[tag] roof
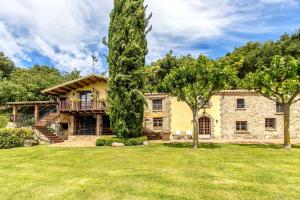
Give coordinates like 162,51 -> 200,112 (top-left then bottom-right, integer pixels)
42,74 -> 107,96
0,100 -> 56,106
217,90 -> 259,96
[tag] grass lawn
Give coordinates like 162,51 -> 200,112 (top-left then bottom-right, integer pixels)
1,143 -> 300,200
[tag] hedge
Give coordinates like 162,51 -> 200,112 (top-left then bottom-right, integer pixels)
0,128 -> 35,149
96,136 -> 147,146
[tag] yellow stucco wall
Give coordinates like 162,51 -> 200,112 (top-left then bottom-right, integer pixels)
170,95 -> 222,139
65,81 -> 107,100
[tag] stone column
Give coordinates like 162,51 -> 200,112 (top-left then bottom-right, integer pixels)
12,105 -> 18,123
96,115 -> 103,136
69,115 -> 76,135
34,104 -> 40,125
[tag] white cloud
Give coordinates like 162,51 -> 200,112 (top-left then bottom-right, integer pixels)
0,0 -> 113,74
0,0 -> 298,73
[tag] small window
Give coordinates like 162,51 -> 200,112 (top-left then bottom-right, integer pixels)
152,99 -> 162,111
236,121 -> 247,131
265,118 -> 276,129
237,99 -> 245,109
153,118 -> 163,129
276,102 -> 283,113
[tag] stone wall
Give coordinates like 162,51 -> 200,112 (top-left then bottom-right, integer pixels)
144,94 -> 171,132
220,92 -> 300,139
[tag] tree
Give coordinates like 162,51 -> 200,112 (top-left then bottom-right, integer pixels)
0,52 -> 16,78
222,31 -> 300,80
107,0 -> 151,138
243,55 -> 300,149
163,55 -> 235,148
0,65 -> 78,103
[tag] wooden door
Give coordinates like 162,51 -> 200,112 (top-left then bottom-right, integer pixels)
199,117 -> 211,136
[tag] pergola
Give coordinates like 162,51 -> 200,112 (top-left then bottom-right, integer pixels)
0,101 -> 57,124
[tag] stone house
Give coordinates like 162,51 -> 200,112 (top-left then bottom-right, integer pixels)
5,74 -> 300,142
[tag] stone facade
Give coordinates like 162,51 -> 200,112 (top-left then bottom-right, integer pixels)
220,91 -> 300,139
143,94 -> 171,132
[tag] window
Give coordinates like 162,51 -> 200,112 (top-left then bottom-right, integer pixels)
236,99 -> 245,109
153,118 -> 163,129
152,99 -> 162,111
265,118 -> 276,129
276,102 -> 283,113
236,121 -> 247,131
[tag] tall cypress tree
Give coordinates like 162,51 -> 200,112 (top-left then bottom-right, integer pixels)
107,0 -> 151,138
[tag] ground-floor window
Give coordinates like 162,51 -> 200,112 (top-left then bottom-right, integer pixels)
153,118 -> 163,129
265,118 -> 276,129
236,121 -> 247,131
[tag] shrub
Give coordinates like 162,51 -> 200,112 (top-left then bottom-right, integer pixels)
0,128 -> 35,149
96,137 -> 123,146
124,136 -> 148,146
96,136 -> 148,147
0,114 -> 9,128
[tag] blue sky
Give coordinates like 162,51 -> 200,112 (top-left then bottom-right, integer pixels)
0,0 -> 300,75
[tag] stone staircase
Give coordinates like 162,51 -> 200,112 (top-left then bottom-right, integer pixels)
36,112 -> 60,126
35,126 -> 64,143
35,112 -> 63,143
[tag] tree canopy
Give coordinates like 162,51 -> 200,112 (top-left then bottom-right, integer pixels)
107,0 -> 151,138
0,52 -> 16,78
0,65 -> 81,103
163,55 -> 236,148
222,30 -> 300,80
243,55 -> 300,149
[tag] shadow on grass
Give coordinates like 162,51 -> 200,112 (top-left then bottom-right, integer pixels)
163,142 -> 300,150
163,142 -> 222,149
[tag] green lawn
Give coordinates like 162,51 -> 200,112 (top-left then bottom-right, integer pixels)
1,143 -> 300,200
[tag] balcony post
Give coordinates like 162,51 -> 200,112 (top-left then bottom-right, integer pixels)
34,104 -> 40,125
96,114 -> 103,136
12,105 -> 18,123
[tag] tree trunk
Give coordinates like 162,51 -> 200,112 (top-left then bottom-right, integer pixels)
192,109 -> 199,149
283,104 -> 291,149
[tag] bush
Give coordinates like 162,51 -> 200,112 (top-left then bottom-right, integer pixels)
0,128 -> 35,149
124,136 -> 148,146
0,114 -> 9,128
96,136 -> 148,147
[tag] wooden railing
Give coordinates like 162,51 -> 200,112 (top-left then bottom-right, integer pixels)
58,100 -> 108,112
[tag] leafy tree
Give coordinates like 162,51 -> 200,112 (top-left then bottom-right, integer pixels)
0,52 -> 16,78
0,65 -> 78,103
107,0 -> 151,138
62,68 -> 81,81
163,55 -> 235,148
243,55 -> 300,149
223,31 -> 300,80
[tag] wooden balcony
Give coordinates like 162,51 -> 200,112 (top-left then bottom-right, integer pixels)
58,100 -> 108,113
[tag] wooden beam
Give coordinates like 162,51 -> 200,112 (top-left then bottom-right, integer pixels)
95,76 -> 105,82
81,80 -> 91,86
87,77 -> 96,84
57,87 -> 71,93
34,104 -> 40,125
65,85 -> 76,90
74,83 -> 83,88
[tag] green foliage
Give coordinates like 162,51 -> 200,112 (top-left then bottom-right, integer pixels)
0,114 -> 9,128
243,55 -> 300,104
0,65 -> 81,103
0,128 -> 35,149
0,52 -> 15,78
222,31 -> 300,80
95,136 -> 147,146
144,51 -> 179,93
107,0 -> 151,138
163,55 -> 236,148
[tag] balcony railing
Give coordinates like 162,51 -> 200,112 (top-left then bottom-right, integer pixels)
58,100 -> 108,112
